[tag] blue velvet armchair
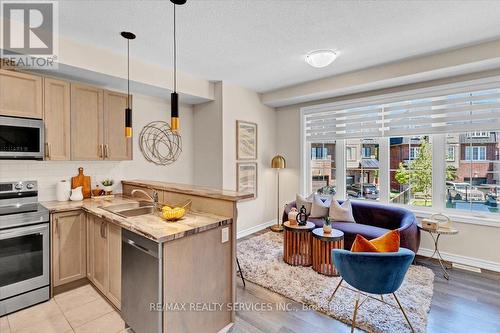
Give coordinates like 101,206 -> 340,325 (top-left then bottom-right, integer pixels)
330,248 -> 415,333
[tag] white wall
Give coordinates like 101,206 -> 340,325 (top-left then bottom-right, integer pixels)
0,94 -> 194,201
221,83 -> 277,234
275,71 -> 500,271
192,83 -> 224,188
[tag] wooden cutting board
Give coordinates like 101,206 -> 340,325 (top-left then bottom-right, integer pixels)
71,167 -> 91,199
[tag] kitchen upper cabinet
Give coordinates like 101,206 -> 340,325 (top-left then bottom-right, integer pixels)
107,222 -> 122,309
104,90 -> 132,160
0,69 -> 43,118
51,211 -> 86,287
89,214 -> 109,294
71,84 -> 104,160
44,78 -> 71,160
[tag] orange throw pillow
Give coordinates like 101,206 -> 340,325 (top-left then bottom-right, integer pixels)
351,230 -> 400,253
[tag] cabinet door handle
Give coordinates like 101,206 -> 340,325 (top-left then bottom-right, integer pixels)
98,144 -> 104,158
104,144 -> 109,158
55,217 -> 59,236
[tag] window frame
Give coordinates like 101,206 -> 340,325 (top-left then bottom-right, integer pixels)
300,76 -> 500,227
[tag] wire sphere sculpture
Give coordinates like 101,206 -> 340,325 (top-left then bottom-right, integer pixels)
139,121 -> 182,166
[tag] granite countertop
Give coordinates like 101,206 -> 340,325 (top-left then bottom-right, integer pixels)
122,180 -> 254,202
41,196 -> 232,243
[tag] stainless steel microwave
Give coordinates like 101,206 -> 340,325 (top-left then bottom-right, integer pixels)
0,116 -> 44,160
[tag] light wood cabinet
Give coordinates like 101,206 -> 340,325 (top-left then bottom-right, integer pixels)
71,84 -> 104,160
86,213 -> 121,309
0,69 -> 43,118
89,214 -> 109,294
107,222 -> 122,309
51,211 -> 86,287
104,90 -> 132,160
44,78 -> 71,160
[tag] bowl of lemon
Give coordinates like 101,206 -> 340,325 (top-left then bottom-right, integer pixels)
161,200 -> 191,221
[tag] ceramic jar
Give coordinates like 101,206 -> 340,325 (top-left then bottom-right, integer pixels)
56,180 -> 71,201
288,207 -> 298,225
70,186 -> 84,201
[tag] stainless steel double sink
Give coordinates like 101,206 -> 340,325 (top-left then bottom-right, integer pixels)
101,201 -> 156,218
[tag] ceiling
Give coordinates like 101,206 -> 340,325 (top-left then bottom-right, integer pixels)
59,0 -> 500,93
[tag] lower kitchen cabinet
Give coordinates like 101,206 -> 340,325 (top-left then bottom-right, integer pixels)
51,211 -> 86,287
86,213 -> 122,309
107,222 -> 122,308
51,210 -> 122,309
88,214 -> 109,294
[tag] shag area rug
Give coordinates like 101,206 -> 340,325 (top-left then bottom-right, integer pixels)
237,232 -> 434,333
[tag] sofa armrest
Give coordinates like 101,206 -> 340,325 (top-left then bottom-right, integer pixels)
397,214 -> 421,253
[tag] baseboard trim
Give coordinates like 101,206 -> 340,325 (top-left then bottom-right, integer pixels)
418,247 -> 500,273
217,323 -> 234,333
237,219 -> 276,239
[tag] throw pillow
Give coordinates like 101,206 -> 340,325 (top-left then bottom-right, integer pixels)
351,230 -> 401,253
310,194 -> 332,218
329,199 -> 355,222
296,193 -> 313,215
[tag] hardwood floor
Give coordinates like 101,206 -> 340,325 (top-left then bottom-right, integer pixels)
233,233 -> 500,333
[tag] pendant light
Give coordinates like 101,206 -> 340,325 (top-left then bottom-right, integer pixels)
121,31 -> 136,138
170,0 -> 186,131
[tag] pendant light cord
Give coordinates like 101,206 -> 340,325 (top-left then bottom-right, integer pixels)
173,4 -> 176,92
127,38 -> 130,109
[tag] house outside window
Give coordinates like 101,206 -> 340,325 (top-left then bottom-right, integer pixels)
467,131 -> 490,138
446,147 -> 455,161
409,147 -> 420,160
465,146 -> 487,161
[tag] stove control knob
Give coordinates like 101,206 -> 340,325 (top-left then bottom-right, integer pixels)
26,183 -> 35,190
15,183 -> 23,190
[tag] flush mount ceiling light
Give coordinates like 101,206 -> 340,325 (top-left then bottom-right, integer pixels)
305,50 -> 338,68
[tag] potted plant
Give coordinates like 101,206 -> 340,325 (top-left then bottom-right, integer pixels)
323,216 -> 332,234
101,179 -> 114,194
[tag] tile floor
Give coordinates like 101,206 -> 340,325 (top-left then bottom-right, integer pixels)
0,284 -> 126,333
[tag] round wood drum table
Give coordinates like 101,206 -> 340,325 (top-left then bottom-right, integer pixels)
312,228 -> 344,276
283,221 -> 315,266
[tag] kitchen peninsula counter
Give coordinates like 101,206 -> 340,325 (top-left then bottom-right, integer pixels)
42,196 -> 232,243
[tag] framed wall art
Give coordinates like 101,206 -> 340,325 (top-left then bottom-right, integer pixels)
237,162 -> 257,199
236,120 -> 257,160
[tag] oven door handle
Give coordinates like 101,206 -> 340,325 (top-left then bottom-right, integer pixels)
0,224 -> 48,240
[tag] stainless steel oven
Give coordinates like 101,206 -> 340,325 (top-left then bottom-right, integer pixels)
0,181 -> 49,316
0,116 -> 44,160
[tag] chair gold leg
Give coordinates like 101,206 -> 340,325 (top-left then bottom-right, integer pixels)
329,279 -> 343,303
393,293 -> 415,333
351,292 -> 361,333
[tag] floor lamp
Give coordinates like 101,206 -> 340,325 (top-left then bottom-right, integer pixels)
270,155 -> 286,232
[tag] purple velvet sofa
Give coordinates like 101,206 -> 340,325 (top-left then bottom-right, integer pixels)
283,200 -> 420,253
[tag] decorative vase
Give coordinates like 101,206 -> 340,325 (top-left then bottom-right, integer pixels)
288,207 -> 298,225
323,224 -> 332,234
70,186 -> 84,201
297,205 -> 308,226
56,180 -> 71,201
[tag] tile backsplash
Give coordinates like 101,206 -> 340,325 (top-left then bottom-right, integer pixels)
0,161 -> 123,201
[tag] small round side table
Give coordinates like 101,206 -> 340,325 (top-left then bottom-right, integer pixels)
283,221 -> 315,266
418,224 -> 459,280
312,228 -> 344,276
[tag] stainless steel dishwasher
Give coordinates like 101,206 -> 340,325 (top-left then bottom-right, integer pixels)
122,229 -> 162,333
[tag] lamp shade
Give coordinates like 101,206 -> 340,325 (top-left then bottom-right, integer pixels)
271,155 -> 286,169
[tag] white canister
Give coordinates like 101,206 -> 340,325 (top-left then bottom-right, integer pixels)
288,207 -> 298,224
70,186 -> 84,201
56,180 -> 71,201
